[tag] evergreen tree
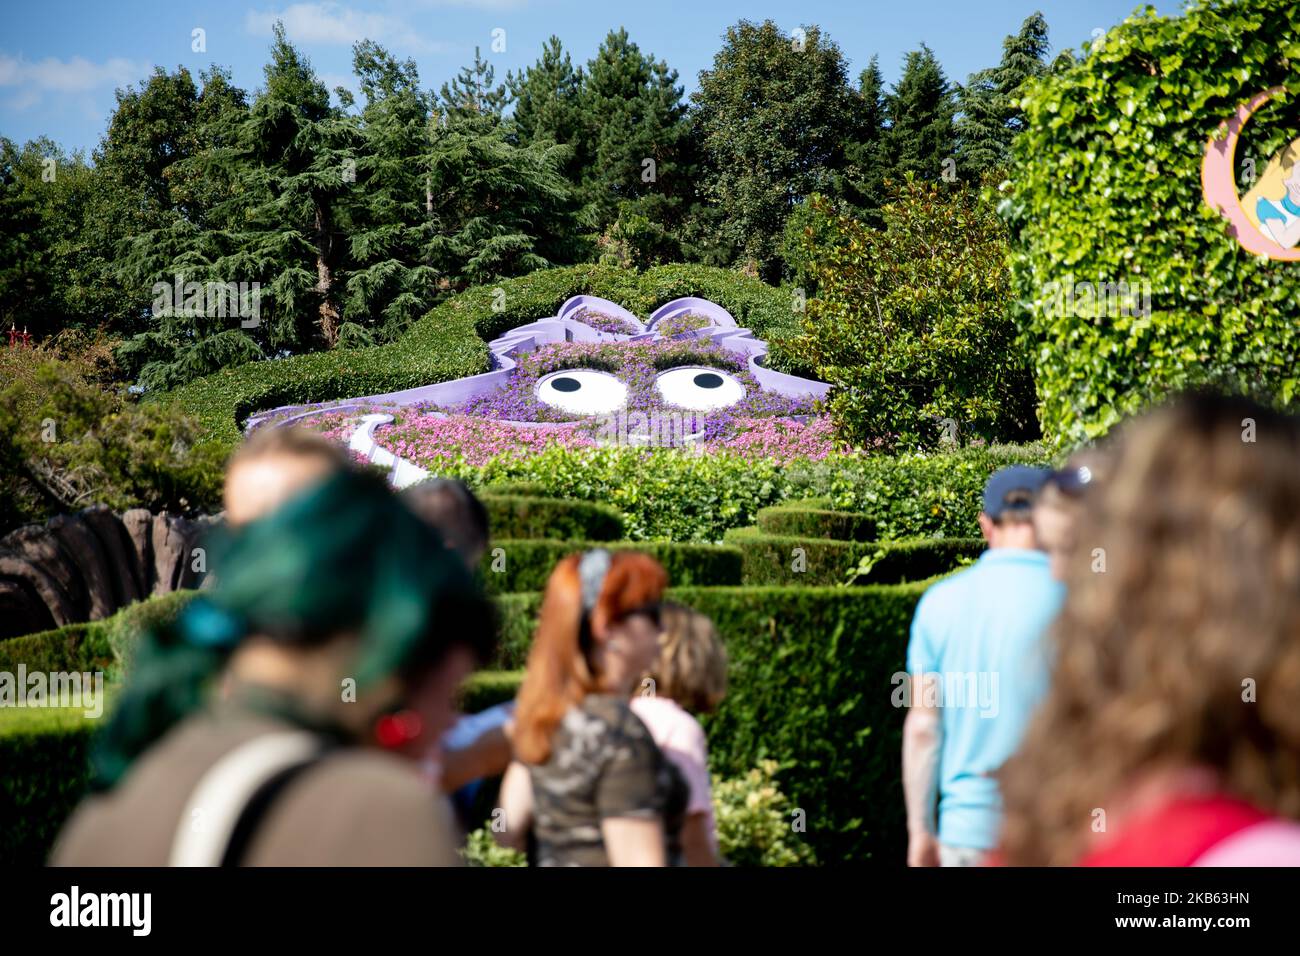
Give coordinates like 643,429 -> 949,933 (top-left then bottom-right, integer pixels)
955,12 -> 1051,181
884,45 -> 956,184
118,23 -> 359,388
438,47 -> 508,123
840,55 -> 889,216
423,111 -> 575,288
507,36 -> 584,155
577,28 -> 691,234
340,42 -> 437,345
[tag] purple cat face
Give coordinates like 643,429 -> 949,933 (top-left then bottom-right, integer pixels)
244,296 -> 831,483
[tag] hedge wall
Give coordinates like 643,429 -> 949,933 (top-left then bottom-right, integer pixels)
0,721 -> 95,865
1004,0 -> 1300,445
0,589 -> 196,679
473,442 -> 1053,544
678,584 -> 925,865
756,502 -> 876,542
722,526 -> 984,586
480,494 -> 625,542
481,539 -> 743,596
158,264 -> 804,451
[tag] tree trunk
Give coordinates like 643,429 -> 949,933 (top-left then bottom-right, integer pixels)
314,201 -> 340,346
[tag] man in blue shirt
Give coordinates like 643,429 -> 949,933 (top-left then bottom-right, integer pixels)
902,466 -> 1064,866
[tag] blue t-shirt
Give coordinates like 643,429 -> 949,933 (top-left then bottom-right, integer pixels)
905,548 -> 1064,850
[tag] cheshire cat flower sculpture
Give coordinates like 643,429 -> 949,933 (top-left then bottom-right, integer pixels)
246,296 -> 831,487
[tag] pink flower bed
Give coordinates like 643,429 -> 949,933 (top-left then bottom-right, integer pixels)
709,416 -> 837,462
378,414 -> 597,468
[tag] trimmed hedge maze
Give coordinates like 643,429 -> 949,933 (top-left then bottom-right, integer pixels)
0,487 -> 983,865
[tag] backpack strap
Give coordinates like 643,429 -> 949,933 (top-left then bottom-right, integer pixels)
169,731 -> 327,867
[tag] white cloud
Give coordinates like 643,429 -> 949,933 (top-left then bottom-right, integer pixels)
0,53 -> 146,111
246,3 -> 447,54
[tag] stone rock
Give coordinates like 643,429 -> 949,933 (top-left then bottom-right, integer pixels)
47,513 -> 116,621
152,512 -> 203,595
82,505 -> 143,607
121,508 -> 156,594
0,576 -> 56,640
0,552 -> 75,628
0,524 -> 88,623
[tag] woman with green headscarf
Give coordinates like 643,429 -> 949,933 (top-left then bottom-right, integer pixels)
52,439 -> 497,866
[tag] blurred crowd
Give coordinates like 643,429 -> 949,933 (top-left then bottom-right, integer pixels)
49,391 -> 1300,867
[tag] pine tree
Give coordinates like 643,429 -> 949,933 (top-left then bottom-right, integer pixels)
118,22 -> 360,388
576,28 -> 691,234
438,47 -> 508,123
423,112 -> 575,288
340,41 -> 437,345
955,12 -> 1051,181
884,45 -> 956,184
840,55 -> 889,215
508,36 -> 584,153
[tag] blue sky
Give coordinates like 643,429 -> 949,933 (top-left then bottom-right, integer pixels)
1,0 -> 1184,156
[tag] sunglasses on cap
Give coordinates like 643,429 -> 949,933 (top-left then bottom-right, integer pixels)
1048,465 -> 1095,499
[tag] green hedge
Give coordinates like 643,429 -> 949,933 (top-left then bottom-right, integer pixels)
723,526 -> 983,586
0,722 -> 95,865
470,442 -> 1053,543
157,264 -> 803,451
678,584 -> 925,865
481,538 -> 743,597
0,589 -> 196,679
756,502 -> 876,541
481,481 -> 551,498
481,494 -> 625,542
459,670 -> 525,713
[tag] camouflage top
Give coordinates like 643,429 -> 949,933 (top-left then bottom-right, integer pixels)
529,694 -> 688,866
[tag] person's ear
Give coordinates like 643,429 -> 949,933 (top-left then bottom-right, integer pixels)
978,512 -> 997,546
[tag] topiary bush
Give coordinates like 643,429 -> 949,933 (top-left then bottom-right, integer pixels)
756,501 -> 876,541
678,583 -> 927,865
722,526 -> 983,587
458,669 -> 526,713
1003,0 -> 1300,445
479,494 -> 625,542
481,539 -> 743,601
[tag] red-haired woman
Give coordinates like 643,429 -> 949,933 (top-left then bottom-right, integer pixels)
511,549 -> 687,866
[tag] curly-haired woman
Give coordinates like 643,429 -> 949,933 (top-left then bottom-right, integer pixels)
998,393 -> 1300,866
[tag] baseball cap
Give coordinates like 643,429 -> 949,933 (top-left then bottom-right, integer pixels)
982,465 -> 1051,520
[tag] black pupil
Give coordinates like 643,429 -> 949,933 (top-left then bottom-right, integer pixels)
551,377 -> 581,393
693,372 -> 723,389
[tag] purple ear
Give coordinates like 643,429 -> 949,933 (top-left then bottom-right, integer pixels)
557,295 -> 646,337
647,297 -> 736,333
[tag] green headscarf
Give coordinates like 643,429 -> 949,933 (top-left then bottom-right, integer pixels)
91,468 -> 495,789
